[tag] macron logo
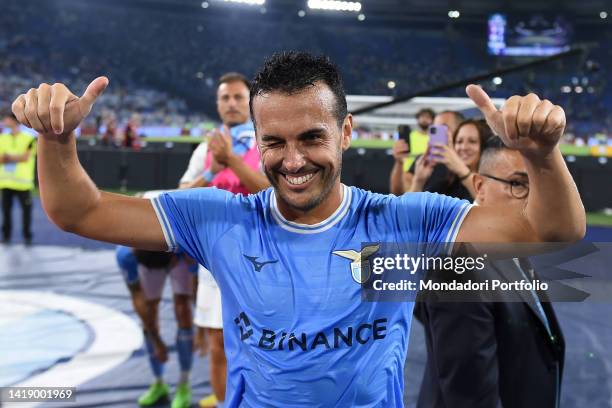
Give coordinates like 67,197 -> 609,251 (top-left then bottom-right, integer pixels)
244,255 -> 278,272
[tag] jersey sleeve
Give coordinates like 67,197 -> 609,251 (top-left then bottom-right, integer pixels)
150,187 -> 241,267
179,143 -> 208,184
396,192 -> 473,255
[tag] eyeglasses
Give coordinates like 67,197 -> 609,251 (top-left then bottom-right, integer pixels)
480,173 -> 529,199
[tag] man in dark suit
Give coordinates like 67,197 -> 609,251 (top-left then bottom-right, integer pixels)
415,136 -> 565,408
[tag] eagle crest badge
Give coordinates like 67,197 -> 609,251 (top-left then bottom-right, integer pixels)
333,244 -> 381,284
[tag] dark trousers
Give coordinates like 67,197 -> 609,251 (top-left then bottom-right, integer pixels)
2,188 -> 32,241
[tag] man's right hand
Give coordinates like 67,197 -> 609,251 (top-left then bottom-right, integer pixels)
392,139 -> 410,162
413,153 -> 435,185
11,77 -> 109,136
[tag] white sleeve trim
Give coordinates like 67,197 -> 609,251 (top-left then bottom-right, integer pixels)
150,196 -> 178,252
444,203 -> 474,255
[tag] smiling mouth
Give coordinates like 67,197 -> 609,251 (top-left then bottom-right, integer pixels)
283,171 -> 318,187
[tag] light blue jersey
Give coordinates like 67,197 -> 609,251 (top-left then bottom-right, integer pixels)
152,185 -> 471,407
227,122 -> 256,155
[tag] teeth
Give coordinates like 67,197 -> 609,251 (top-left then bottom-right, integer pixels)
286,173 -> 314,185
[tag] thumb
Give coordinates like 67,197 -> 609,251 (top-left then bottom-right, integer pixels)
466,84 -> 498,118
80,76 -> 109,111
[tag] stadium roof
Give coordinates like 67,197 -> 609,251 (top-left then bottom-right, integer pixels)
115,0 -> 612,25
273,0 -> 610,23
347,95 -> 506,128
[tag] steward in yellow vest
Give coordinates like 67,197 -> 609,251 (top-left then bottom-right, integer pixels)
0,114 -> 36,244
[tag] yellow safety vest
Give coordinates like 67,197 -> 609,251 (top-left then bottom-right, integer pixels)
403,129 -> 429,172
0,132 -> 37,191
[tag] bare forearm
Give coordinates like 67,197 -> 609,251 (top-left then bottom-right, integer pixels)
390,161 -> 405,195
409,177 -> 425,193
524,147 -> 585,241
12,77 -> 167,250
227,155 -> 270,193
38,132 -> 101,230
180,176 -> 207,190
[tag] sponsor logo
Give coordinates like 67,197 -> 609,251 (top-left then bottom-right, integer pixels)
243,255 -> 278,272
233,312 -> 387,351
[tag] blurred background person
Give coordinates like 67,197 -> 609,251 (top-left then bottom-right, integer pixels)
390,110 -> 464,195
412,108 -> 436,147
180,72 -> 268,193
115,245 -> 165,402
123,112 -> 141,149
100,115 -> 118,146
0,113 -> 36,244
132,248 -> 197,408
415,136 -> 565,408
409,118 -> 492,201
389,108 -> 435,195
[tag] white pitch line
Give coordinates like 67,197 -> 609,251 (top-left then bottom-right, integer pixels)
1,290 -> 142,408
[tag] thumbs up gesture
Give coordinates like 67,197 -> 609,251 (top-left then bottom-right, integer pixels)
11,77 -> 109,137
466,85 -> 566,157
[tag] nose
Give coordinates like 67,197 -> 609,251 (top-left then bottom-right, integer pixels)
227,97 -> 238,109
282,143 -> 306,173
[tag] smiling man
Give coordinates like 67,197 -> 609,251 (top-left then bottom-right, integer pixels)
12,52 -> 585,407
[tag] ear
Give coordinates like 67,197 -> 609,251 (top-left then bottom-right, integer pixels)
472,173 -> 485,204
341,114 -> 353,152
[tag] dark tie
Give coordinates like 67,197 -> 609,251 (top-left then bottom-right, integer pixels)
515,257 -> 551,335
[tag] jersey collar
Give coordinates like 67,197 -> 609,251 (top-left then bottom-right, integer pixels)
270,184 -> 352,234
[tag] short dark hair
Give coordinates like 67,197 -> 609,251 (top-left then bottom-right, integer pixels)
249,51 -> 348,128
218,72 -> 250,90
3,112 -> 17,122
437,110 -> 465,124
416,108 -> 435,120
478,136 -> 509,173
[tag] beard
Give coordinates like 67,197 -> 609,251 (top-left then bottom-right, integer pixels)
264,151 -> 343,213
418,122 -> 430,131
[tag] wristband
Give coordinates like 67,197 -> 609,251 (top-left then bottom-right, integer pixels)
203,169 -> 214,183
458,170 -> 472,181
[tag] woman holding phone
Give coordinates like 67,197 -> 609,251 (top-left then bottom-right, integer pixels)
409,119 -> 492,201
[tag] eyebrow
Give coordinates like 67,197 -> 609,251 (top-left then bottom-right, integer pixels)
260,127 -> 326,143
260,135 -> 283,143
298,128 -> 326,139
509,171 -> 529,179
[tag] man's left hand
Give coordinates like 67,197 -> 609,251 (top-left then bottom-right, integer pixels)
466,84 -> 565,158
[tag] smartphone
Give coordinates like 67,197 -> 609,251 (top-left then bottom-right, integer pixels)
397,125 -> 412,154
427,125 -> 448,160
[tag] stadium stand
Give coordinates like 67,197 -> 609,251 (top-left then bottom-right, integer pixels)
1,0 -> 609,139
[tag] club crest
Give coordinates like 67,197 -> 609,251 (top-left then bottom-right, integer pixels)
333,244 -> 381,284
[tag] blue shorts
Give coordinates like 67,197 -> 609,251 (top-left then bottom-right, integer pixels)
115,245 -> 139,285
